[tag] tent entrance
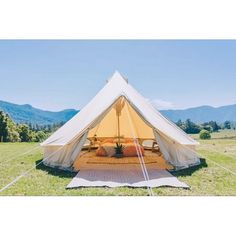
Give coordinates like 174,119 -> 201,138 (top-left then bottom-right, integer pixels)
72,97 -> 173,173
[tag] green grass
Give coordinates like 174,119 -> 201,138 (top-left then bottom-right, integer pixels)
0,130 -> 236,196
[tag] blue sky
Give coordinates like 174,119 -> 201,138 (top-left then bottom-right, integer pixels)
0,40 -> 235,111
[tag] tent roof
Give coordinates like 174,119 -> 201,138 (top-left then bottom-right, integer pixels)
41,71 -> 198,146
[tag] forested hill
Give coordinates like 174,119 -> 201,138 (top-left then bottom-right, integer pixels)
161,104 -> 236,123
1,100 -> 236,126
0,100 -> 78,125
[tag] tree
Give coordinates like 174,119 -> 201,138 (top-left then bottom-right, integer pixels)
176,119 -> 202,134
209,121 -> 221,132
199,129 -> 211,140
0,110 -> 54,143
47,124 -> 52,132
224,121 -> 231,129
176,119 -> 182,127
201,124 -> 212,132
8,130 -> 21,142
17,124 -> 32,142
0,111 -> 20,142
185,119 -> 201,134
202,121 -> 220,132
0,111 -> 8,142
34,131 -> 47,142
35,124 -> 40,132
6,115 -> 20,142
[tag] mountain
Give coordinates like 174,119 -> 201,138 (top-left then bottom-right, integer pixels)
0,100 -> 79,125
161,104 -> 236,123
1,100 -> 235,125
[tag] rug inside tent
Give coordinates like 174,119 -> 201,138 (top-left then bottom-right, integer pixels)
67,167 -> 189,189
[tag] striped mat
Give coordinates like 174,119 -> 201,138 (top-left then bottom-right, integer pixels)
67,167 -> 189,189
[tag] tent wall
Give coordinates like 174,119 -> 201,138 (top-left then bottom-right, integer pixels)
43,96 -> 200,170
88,98 -> 154,139
154,130 -> 200,169
43,132 -> 88,170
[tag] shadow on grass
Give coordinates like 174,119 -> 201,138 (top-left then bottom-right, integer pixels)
35,158 -> 208,180
36,159 -> 76,179
171,158 -> 208,177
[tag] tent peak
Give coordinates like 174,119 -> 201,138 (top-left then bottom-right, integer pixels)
107,71 -> 128,84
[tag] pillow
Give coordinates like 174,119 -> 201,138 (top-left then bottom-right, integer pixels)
123,145 -> 144,157
96,147 -> 107,156
124,138 -> 134,143
113,138 -> 126,143
102,138 -> 114,144
142,140 -> 154,149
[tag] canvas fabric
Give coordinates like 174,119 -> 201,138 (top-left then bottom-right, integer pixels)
41,72 -> 200,169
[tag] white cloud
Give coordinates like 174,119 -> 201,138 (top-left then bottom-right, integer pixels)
147,98 -> 176,110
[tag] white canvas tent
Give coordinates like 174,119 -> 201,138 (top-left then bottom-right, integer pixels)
41,71 -> 200,171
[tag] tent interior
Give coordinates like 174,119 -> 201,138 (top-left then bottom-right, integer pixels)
72,96 -> 173,171
88,96 -> 154,140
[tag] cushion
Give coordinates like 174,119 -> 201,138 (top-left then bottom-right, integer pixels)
142,140 -> 154,148
102,138 -> 114,144
112,138 -> 126,143
96,147 -> 107,156
123,144 -> 144,157
124,138 -> 134,143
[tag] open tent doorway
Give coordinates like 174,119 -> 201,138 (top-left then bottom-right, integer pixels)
72,96 -> 171,171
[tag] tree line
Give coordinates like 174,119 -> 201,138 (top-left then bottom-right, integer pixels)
0,111 -> 64,143
0,110 -> 235,142
176,119 -> 235,138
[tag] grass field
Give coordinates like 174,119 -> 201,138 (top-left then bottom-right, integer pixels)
0,130 -> 236,196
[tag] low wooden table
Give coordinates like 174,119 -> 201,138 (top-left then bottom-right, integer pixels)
88,140 -> 101,152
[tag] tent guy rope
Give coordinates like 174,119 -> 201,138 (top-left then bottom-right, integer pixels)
124,102 -> 154,196
200,154 -> 236,177
1,140 -> 236,194
0,144 -> 41,166
0,145 -> 65,193
126,102 -> 156,193
182,143 -> 236,177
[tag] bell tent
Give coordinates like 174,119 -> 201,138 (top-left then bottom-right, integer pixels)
41,71 -> 200,171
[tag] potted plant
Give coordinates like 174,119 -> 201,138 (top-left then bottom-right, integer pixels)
114,142 -> 124,158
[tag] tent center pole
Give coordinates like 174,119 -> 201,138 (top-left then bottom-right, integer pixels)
118,115 -> 120,143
